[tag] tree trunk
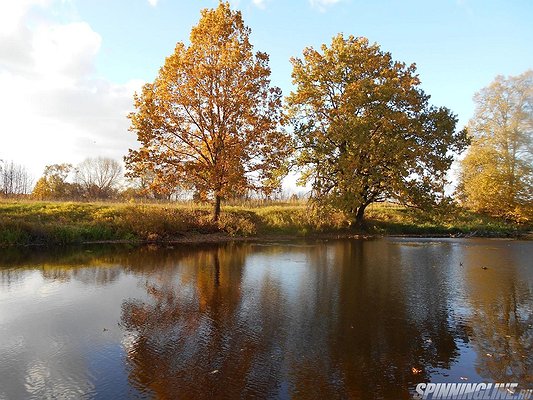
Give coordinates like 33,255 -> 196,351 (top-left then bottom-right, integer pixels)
352,203 -> 368,230
213,195 -> 222,223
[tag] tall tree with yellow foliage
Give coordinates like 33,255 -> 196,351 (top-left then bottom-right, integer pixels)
125,2 -> 290,221
287,35 -> 468,228
458,70 -> 532,220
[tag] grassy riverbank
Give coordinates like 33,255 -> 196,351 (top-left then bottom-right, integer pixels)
0,200 -> 529,246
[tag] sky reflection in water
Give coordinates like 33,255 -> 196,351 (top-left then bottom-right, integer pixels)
0,238 -> 531,399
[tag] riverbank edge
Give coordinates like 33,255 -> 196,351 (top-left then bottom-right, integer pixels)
82,230 -> 533,244
6,229 -> 531,249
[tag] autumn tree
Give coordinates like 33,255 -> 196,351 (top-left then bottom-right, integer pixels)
0,160 -> 32,197
75,157 -> 122,199
32,163 -> 77,200
287,35 -> 469,228
457,70 -> 532,220
125,2 -> 290,221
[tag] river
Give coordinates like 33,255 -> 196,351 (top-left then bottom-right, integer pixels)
0,238 -> 531,399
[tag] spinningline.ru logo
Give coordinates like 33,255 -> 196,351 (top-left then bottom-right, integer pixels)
413,382 -> 532,399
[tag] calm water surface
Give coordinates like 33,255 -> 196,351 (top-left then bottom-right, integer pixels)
0,238 -> 531,399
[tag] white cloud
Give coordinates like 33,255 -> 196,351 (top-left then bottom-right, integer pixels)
32,22 -> 101,80
0,1 -> 142,180
0,0 -> 49,74
147,0 -> 159,7
309,0 -> 342,12
252,0 -> 266,9
0,0 -> 51,36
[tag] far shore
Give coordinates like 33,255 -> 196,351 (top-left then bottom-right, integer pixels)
1,200 -> 530,247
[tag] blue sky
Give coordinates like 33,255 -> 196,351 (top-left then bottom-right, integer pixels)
1,0 -> 532,185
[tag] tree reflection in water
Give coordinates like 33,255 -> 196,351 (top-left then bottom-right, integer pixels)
119,241 -> 470,399
463,242 -> 532,385
1,239 -> 530,399
121,245 -> 282,399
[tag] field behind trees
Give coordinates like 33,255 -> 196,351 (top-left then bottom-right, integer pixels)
0,199 -> 528,247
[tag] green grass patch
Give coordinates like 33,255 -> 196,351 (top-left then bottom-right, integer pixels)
0,199 -> 529,246
364,203 -> 526,236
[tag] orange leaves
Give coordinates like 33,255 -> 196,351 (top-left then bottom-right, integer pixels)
125,2 -> 290,218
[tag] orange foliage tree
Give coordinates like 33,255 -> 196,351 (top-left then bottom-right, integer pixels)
125,2 -> 290,220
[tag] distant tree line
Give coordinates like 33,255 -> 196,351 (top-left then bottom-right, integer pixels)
31,157 -> 127,201
0,156 -> 302,202
27,158 -> 121,201
0,160 -> 32,197
0,157 -> 125,201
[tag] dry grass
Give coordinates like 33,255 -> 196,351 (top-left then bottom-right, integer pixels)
0,199 -> 528,246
